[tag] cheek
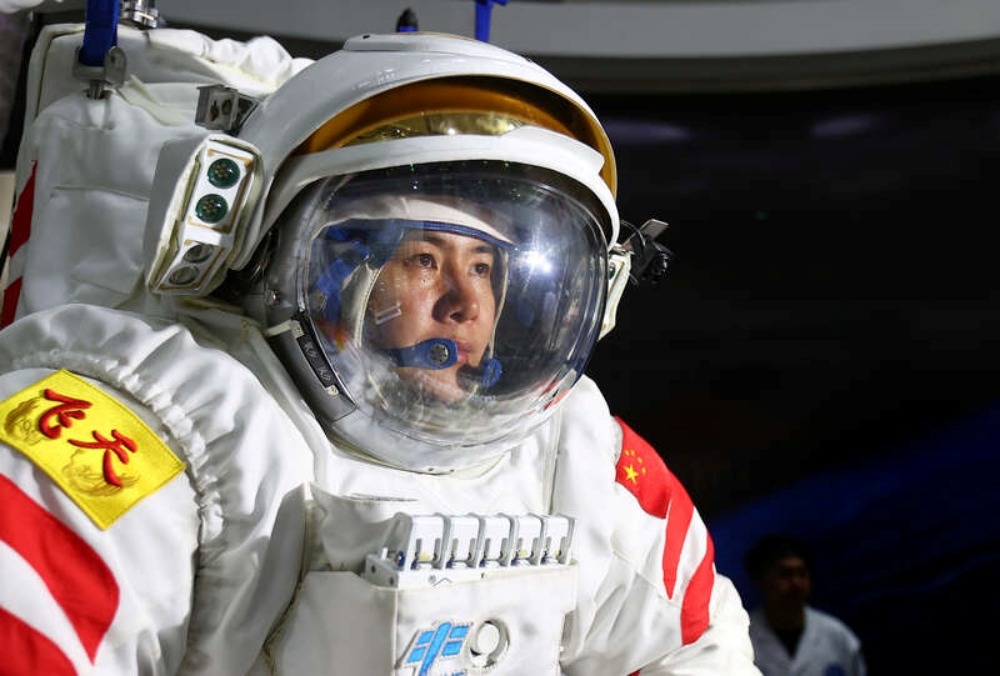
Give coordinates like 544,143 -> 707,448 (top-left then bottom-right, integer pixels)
373,268 -> 433,310
371,269 -> 400,307
475,286 -> 497,329
370,274 -> 409,321
371,290 -> 434,346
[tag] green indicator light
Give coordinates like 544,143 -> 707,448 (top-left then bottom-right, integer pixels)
195,194 -> 228,223
207,158 -> 241,188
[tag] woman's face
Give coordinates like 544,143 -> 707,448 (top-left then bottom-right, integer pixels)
369,228 -> 498,402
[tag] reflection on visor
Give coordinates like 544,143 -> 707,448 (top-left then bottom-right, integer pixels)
259,161 -> 609,469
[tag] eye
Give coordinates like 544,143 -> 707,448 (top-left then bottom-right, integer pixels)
408,253 -> 437,269
472,261 -> 491,277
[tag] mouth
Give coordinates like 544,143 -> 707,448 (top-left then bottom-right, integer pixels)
452,340 -> 475,365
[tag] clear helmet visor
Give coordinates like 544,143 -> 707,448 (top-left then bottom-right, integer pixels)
262,161 -> 608,471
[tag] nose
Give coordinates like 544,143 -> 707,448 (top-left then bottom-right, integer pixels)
437,270 -> 481,322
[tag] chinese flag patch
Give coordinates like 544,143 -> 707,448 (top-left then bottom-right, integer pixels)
614,416 -> 675,518
0,370 -> 184,529
614,417 -> 713,643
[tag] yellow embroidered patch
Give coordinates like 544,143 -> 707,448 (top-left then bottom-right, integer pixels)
0,369 -> 184,529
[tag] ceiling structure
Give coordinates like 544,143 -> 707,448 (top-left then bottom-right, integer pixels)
151,0 -> 1000,93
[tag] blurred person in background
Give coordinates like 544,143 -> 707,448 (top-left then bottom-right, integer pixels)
745,533 -> 867,676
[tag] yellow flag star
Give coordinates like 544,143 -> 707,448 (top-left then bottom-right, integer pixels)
625,464 -> 639,484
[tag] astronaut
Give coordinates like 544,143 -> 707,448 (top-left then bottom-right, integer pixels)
0,7 -> 760,675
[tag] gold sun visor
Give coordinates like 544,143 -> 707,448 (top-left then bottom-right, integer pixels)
297,78 -> 617,197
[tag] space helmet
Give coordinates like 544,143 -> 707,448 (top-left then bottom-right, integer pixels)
146,32 -> 630,473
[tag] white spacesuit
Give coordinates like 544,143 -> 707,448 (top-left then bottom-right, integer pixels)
0,8 -> 760,676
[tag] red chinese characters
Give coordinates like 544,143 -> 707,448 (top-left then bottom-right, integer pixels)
36,388 -> 137,488
68,431 -> 138,487
38,389 -> 91,439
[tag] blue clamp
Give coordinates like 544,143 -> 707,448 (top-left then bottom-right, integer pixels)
75,0 -> 128,98
387,338 -> 459,371
474,0 -> 509,42
79,0 -> 120,68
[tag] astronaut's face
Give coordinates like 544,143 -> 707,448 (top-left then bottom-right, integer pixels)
369,229 -> 498,402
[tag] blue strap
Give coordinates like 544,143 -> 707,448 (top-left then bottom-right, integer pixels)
79,0 -> 120,67
474,0 -> 508,42
385,340 -> 502,387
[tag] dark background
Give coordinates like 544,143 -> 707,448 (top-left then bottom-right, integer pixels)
586,75 -> 1000,515
583,75 -> 1000,673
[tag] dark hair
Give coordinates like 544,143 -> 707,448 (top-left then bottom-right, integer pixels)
743,533 -> 816,581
